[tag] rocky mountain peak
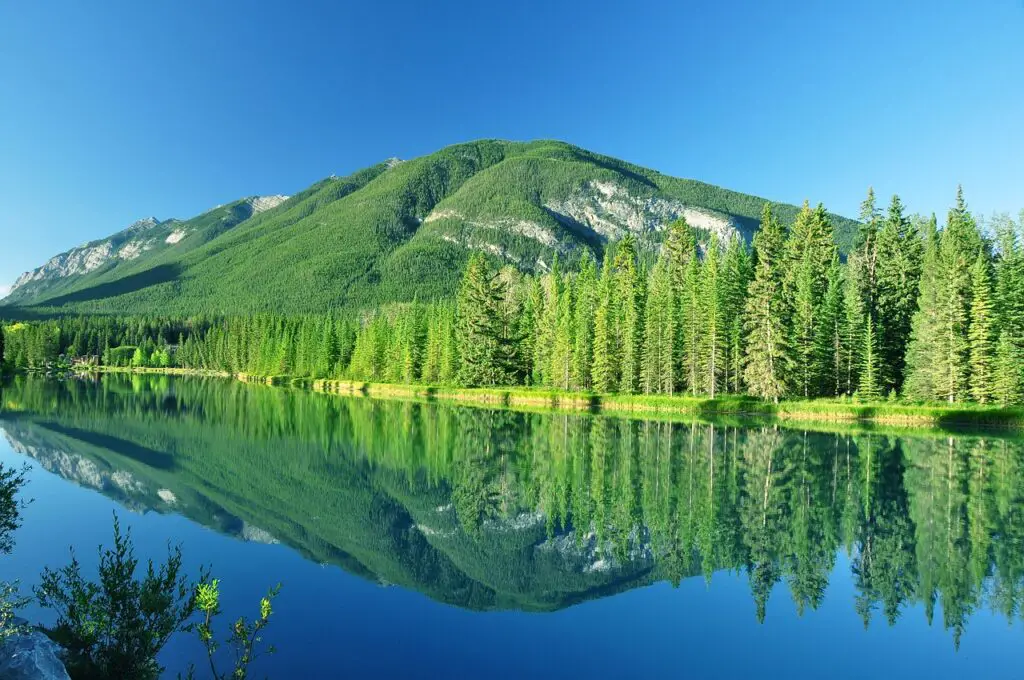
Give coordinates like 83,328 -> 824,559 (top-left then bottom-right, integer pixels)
246,195 -> 289,214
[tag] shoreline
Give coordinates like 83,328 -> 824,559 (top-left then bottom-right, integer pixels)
75,366 -> 1024,431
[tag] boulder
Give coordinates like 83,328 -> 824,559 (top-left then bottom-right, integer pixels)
0,631 -> 70,680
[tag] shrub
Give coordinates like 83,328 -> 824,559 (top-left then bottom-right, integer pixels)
35,514 -> 208,680
0,462 -> 30,644
183,579 -> 281,680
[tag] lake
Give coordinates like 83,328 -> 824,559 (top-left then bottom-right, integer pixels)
1,374 -> 1022,678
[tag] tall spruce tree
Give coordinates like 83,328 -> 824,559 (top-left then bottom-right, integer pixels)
993,330 -> 1023,405
744,204 -> 790,402
551,271 -> 574,390
934,188 -> 980,402
570,255 -> 597,390
854,187 -> 881,315
785,202 -> 838,397
456,253 -> 507,387
681,237 -> 703,394
859,316 -> 882,400
722,235 -> 751,393
641,253 -> 675,394
592,251 -> 617,392
614,236 -> 644,394
841,262 -> 865,395
821,255 -> 847,396
904,215 -> 942,400
665,218 -> 697,393
701,234 -> 724,397
968,250 -> 996,403
874,194 -> 922,391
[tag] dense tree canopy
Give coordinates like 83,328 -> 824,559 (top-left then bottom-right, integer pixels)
3,191 -> 1022,406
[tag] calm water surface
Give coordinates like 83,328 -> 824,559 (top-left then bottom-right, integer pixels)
1,375 -> 1022,678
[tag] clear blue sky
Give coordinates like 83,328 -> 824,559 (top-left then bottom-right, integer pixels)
2,0 -> 1022,290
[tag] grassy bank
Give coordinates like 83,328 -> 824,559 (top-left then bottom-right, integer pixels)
75,366 -> 1024,430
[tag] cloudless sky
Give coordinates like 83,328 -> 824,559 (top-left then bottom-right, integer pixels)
2,0 -> 1022,290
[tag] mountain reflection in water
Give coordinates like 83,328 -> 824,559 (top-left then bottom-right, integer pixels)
2,373 -> 1023,652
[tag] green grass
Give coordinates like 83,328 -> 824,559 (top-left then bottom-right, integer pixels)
4,140 -> 859,316
132,367 -> 1024,431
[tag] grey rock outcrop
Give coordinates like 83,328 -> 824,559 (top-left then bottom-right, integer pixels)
0,631 -> 71,680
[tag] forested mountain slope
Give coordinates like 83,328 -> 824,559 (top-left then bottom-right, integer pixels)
3,140 -> 858,315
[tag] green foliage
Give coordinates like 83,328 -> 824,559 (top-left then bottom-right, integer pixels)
859,317 -> 882,400
969,251 -> 996,403
3,140 -> 858,317
785,202 -> 839,397
5,187 -> 1023,411
933,188 -> 980,402
743,204 -> 789,402
0,462 -> 30,644
188,580 -> 281,680
456,254 -> 517,387
7,374 -> 1024,644
0,581 -> 30,643
34,515 -> 206,680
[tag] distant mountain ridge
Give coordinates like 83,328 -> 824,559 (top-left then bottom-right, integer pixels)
2,140 -> 858,315
5,195 -> 288,305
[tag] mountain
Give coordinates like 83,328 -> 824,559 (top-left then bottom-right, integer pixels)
2,195 -> 288,307
2,140 -> 858,315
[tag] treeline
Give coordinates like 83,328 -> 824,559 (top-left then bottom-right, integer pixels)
3,190 -> 1023,405
0,316 -> 206,371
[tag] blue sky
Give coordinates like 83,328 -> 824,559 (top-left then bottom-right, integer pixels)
2,0 -> 1022,290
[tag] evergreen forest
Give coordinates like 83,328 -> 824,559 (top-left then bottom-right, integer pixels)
3,189 -> 1024,408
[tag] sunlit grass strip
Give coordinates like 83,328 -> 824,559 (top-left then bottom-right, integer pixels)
309,379 -> 1024,429
86,366 -> 1024,430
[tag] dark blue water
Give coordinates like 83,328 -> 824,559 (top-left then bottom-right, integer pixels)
1,375 -> 1021,678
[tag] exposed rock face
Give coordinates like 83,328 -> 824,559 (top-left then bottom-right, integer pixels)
246,195 -> 289,214
544,181 -> 748,243
0,631 -> 71,680
426,180 -> 750,269
4,195 -> 288,301
8,217 -> 163,293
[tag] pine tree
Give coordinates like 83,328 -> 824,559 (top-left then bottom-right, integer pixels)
821,255 -> 847,396
904,215 -> 942,400
721,235 -> 751,394
993,330 -> 1023,405
519,277 -> 541,384
439,304 -> 459,385
855,187 -> 881,314
785,202 -> 837,397
968,250 -> 996,403
859,316 -> 881,401
570,255 -> 597,391
534,261 -> 560,387
614,237 -> 643,394
744,203 -> 790,402
592,251 -> 617,393
456,254 -> 507,387
665,218 -> 696,391
681,239 -> 703,394
551,272 -> 574,390
934,188 -> 979,403
841,264 -> 865,395
641,253 -> 675,394
875,194 -> 922,391
701,235 -> 724,397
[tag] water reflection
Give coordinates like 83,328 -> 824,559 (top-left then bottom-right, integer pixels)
2,374 -> 1023,647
